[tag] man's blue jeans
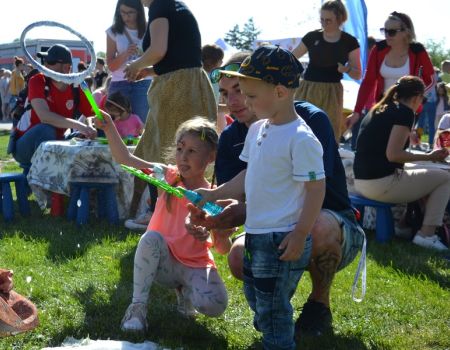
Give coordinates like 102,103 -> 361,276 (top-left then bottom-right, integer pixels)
108,79 -> 151,123
13,123 -> 57,172
243,232 -> 312,350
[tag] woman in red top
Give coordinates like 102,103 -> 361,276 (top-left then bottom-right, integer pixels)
346,11 -> 435,129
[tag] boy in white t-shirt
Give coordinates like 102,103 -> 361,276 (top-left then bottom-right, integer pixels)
197,45 -> 326,350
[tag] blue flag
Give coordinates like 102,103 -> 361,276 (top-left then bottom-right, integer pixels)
343,0 -> 368,83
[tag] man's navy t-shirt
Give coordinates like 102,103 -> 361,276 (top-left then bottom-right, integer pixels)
215,101 -> 351,211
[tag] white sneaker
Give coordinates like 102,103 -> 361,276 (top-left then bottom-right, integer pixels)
120,302 -> 148,332
124,211 -> 153,231
412,234 -> 448,251
175,287 -> 198,317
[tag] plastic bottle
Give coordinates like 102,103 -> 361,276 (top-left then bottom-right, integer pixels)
181,189 -> 223,216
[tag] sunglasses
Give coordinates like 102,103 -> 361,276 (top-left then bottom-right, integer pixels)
209,63 -> 241,84
380,27 -> 405,37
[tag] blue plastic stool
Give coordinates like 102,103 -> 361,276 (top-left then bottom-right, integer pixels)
67,182 -> 119,225
0,173 -> 31,222
349,194 -> 395,243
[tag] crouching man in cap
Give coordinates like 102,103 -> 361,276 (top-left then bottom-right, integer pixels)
13,44 -> 96,173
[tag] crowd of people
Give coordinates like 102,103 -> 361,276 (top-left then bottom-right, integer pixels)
0,0 -> 449,348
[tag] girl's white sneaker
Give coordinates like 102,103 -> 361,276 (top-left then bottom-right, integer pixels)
412,234 -> 448,251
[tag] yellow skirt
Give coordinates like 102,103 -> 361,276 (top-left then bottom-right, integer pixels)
134,67 -> 217,162
295,80 -> 343,141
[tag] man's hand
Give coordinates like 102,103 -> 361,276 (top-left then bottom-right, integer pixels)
79,124 -> 97,139
278,231 -> 307,261
194,188 -> 218,207
186,199 -> 246,230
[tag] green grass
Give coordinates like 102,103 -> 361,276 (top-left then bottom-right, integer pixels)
0,134 -> 449,350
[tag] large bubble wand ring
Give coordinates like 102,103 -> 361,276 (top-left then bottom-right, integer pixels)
20,21 -> 103,120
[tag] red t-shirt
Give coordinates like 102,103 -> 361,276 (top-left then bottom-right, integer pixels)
26,73 -> 93,139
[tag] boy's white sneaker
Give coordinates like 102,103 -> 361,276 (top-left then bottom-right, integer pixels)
412,234 -> 448,251
120,302 -> 148,332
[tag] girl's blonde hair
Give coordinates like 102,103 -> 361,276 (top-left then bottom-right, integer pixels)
164,116 -> 218,162
163,116 -> 218,212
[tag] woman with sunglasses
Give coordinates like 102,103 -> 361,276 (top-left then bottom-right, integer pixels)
292,0 -> 361,142
346,11 -> 435,130
106,0 -> 151,123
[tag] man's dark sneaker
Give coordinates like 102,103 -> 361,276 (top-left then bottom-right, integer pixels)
295,300 -> 332,338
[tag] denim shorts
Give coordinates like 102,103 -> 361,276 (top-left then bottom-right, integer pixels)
243,232 -> 312,350
323,209 -> 365,271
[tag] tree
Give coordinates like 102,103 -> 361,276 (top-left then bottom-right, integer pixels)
424,39 -> 450,67
224,18 -> 261,50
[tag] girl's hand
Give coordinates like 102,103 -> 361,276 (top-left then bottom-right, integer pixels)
186,199 -> 246,230
427,148 -> 449,162
184,216 -> 210,242
126,43 -> 138,56
136,67 -> 154,80
337,62 -> 348,74
94,110 -> 114,131
345,112 -> 360,129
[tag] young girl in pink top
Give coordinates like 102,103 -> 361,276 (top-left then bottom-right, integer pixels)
95,114 -> 230,332
104,91 -> 144,138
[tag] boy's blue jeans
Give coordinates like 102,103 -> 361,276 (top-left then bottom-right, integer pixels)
243,232 -> 312,350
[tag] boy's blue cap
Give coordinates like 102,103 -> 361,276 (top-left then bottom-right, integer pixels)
219,45 -> 303,88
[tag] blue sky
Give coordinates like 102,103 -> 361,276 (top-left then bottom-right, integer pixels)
1,0 -> 449,53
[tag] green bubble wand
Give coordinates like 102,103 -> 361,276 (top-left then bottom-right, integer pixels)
80,81 -> 104,121
121,165 -> 223,216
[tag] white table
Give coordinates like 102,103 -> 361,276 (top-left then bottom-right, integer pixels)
28,140 -> 135,220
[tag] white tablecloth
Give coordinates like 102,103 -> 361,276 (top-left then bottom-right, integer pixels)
28,140 -> 135,220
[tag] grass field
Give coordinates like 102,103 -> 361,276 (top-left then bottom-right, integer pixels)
0,131 -> 449,350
